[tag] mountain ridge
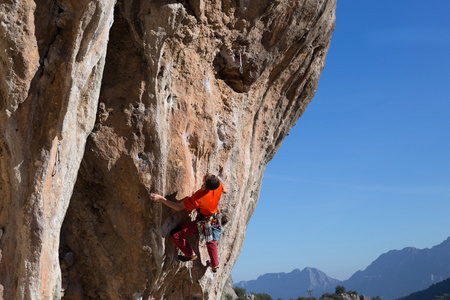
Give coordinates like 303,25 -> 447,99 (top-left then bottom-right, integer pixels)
343,237 -> 450,299
235,267 -> 340,299
235,237 -> 450,300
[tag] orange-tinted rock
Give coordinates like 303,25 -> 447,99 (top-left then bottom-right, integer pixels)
0,1 -> 335,299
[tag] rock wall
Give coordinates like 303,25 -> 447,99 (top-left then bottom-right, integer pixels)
0,0 -> 335,299
0,1 -> 115,299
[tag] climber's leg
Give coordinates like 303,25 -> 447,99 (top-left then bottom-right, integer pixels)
170,221 -> 198,257
206,240 -> 218,268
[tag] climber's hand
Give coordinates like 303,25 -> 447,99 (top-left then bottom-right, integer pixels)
150,193 -> 164,202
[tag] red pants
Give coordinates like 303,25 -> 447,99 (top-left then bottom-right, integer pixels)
170,221 -> 219,268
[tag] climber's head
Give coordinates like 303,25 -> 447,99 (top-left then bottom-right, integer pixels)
203,173 -> 220,190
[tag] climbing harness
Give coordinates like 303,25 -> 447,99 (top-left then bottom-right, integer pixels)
196,211 -> 222,243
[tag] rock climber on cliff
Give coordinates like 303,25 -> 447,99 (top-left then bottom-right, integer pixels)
149,173 -> 227,273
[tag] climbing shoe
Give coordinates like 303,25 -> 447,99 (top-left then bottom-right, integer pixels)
211,265 -> 219,273
178,254 -> 197,262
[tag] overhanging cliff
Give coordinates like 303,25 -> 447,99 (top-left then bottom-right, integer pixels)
0,0 -> 335,299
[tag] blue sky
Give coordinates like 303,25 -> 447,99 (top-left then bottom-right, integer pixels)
231,0 -> 450,282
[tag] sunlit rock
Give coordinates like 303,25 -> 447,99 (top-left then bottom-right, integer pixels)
0,0 -> 335,299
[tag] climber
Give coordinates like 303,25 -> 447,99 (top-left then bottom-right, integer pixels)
149,173 -> 227,273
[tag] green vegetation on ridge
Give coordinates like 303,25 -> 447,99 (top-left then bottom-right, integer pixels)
232,285 -> 383,300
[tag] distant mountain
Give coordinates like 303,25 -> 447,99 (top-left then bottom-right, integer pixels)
397,276 -> 450,300
233,237 -> 450,300
342,237 -> 450,300
234,267 -> 341,299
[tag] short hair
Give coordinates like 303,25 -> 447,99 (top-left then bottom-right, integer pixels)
205,175 -> 220,190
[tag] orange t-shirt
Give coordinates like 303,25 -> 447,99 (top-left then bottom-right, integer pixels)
183,182 -> 224,217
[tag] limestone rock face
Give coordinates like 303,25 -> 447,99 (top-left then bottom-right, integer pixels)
0,1 -> 115,299
0,1 -> 335,299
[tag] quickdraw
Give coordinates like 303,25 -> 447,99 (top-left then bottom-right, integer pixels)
239,48 -> 244,74
51,140 -> 61,177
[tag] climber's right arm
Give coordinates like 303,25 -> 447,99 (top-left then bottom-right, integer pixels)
150,193 -> 186,211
